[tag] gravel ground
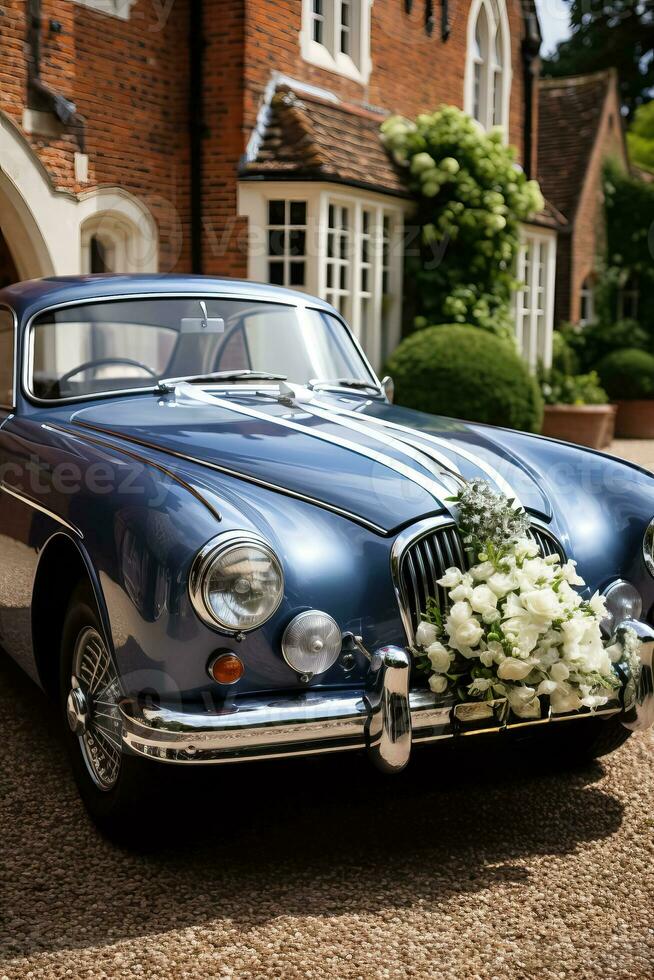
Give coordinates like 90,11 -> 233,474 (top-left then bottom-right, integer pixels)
0,440 -> 653,980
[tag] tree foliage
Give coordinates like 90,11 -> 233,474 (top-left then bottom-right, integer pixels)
380,107 -> 543,339
603,159 -> 654,329
627,100 -> 654,172
542,0 -> 654,117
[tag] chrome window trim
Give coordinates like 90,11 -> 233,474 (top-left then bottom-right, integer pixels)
0,482 -> 83,538
391,516 -> 564,645
22,291 -> 379,407
189,529 -> 285,635
0,303 -> 18,412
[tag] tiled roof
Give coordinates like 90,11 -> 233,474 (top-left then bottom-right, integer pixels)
241,86 -> 408,196
537,71 -> 613,223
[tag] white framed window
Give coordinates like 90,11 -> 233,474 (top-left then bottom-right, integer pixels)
465,0 -> 511,132
239,182 -> 406,370
579,275 -> 595,326
73,0 -> 134,19
514,227 -> 557,370
300,0 -> 372,84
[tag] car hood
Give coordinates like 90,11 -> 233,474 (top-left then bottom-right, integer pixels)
70,385 -> 553,535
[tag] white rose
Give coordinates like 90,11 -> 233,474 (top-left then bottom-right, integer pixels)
487,572 -> 516,597
468,677 -> 493,694
506,686 -> 541,718
581,693 -> 609,709
427,641 -> 452,673
514,624 -> 541,657
470,584 -> 498,617
550,661 -> 570,683
429,674 -> 448,694
536,678 -> 558,696
521,588 -> 561,621
550,688 -> 583,714
449,583 -> 474,603
561,560 -> 584,586
470,560 -> 495,581
415,621 -> 438,648
497,657 -> 534,681
588,591 -> 608,621
437,567 -> 463,589
514,538 -> 539,560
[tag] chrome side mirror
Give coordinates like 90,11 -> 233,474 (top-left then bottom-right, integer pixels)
381,375 -> 395,403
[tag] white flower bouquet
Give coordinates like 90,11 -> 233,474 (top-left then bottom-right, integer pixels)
413,480 -> 636,718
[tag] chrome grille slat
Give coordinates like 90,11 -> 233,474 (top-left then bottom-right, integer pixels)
397,522 -> 565,643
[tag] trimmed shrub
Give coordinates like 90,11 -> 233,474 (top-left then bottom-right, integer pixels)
596,347 -> 654,400
551,329 -> 580,376
385,324 -> 543,432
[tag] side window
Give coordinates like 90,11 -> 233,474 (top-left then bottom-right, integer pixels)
0,309 -> 15,409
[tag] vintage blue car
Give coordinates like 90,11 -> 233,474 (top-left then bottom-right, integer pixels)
0,275 -> 652,835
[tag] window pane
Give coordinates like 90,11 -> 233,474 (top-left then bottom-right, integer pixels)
268,229 -> 286,257
289,230 -> 306,256
290,262 -> 306,286
0,309 -> 14,407
268,200 -> 285,225
268,261 -> 285,285
290,201 -> 307,225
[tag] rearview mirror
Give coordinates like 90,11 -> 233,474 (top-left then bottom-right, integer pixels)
181,299 -> 225,334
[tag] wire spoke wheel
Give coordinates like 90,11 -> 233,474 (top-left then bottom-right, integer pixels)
67,627 -> 122,791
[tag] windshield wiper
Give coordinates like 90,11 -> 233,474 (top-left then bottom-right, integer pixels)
310,378 -> 382,394
157,370 -> 287,391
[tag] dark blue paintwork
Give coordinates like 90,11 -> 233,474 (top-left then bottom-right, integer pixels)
1,276 -> 654,713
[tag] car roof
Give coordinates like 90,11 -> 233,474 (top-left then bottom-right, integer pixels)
0,274 -> 338,321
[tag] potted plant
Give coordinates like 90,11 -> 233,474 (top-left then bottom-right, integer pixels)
540,369 -> 615,449
596,348 -> 654,438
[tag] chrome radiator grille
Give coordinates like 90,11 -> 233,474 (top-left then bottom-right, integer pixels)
397,522 -> 564,642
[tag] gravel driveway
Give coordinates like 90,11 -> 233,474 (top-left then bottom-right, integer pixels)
1,440 -> 653,980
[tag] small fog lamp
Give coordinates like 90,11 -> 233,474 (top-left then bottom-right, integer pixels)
282,610 -> 342,678
208,652 -> 245,685
602,579 -> 642,633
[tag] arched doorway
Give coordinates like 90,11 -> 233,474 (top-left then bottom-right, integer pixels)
0,227 -> 19,287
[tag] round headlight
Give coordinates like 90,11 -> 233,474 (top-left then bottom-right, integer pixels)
602,579 -> 643,633
282,610 -> 342,677
190,532 -> 284,633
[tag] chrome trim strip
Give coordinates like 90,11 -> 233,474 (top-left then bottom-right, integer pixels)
22,291 -> 380,406
44,422 -> 223,523
0,482 -> 83,538
71,419 -> 388,536
119,679 -> 623,766
177,383 -> 452,503
643,518 -> 654,578
0,304 -> 18,412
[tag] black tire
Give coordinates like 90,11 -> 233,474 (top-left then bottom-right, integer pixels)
531,716 -> 632,769
59,582 -> 164,843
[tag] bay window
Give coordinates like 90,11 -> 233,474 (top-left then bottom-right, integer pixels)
301,0 -> 372,84
514,228 -> 557,370
239,183 -> 405,370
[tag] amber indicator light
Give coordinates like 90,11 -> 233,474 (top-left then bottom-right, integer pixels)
209,653 -> 245,685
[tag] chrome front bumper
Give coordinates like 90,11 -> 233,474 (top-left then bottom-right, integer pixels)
119,626 -> 654,770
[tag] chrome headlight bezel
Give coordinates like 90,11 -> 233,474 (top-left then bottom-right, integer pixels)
602,578 -> 643,633
189,530 -> 284,634
643,519 -> 654,577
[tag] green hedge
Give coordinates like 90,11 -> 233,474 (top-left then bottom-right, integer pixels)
385,325 -> 543,432
596,347 -> 654,400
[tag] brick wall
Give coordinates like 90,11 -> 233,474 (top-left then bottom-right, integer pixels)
243,0 -> 530,161
0,0 -> 532,280
0,0 -> 191,273
568,83 -> 627,323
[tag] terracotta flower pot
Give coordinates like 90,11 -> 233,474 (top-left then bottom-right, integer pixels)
542,404 -> 616,450
614,400 -> 654,439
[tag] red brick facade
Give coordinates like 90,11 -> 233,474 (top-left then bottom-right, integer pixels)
0,0 -> 537,282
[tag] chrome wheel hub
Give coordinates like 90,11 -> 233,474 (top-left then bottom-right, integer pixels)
70,627 -> 123,791
66,682 -> 90,736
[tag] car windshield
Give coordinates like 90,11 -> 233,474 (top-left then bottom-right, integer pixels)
29,297 -> 375,402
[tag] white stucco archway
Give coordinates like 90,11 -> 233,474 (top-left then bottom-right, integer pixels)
0,111 -> 158,282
